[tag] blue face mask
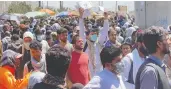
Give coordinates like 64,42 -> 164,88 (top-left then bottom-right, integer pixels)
90,34 -> 97,42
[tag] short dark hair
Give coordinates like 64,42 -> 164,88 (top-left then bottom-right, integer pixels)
100,46 -> 122,67
143,26 -> 167,54
135,30 -> 144,43
58,28 -> 68,35
71,35 -> 79,44
46,44 -> 71,77
108,27 -> 116,35
29,40 -> 42,50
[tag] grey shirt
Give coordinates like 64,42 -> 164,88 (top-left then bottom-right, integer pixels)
139,55 -> 165,89
140,66 -> 158,89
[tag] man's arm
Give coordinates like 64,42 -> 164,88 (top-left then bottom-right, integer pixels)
79,8 -> 86,44
98,12 -> 109,45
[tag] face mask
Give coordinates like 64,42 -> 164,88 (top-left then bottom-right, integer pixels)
24,42 -> 30,50
111,61 -> 124,74
90,34 -> 97,42
139,46 -> 149,57
37,35 -> 43,42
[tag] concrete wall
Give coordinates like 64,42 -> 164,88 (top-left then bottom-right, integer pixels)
135,1 -> 171,29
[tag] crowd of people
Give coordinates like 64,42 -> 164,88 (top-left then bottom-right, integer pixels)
0,7 -> 171,89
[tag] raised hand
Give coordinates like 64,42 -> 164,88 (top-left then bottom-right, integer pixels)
79,8 -> 84,18
104,12 -> 109,20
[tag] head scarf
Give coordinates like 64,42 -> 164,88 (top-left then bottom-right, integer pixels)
0,49 -> 22,68
23,31 -> 34,40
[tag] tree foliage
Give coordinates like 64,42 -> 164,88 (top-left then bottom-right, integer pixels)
8,2 -> 32,14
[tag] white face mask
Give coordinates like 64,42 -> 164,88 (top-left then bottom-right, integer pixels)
24,42 -> 30,50
111,61 -> 124,74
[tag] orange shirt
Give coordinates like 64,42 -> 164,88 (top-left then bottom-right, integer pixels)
0,67 -> 31,89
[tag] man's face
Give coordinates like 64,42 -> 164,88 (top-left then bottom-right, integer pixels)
159,35 -> 170,54
30,48 -> 42,61
121,44 -> 132,56
109,54 -> 123,73
74,37 -> 84,50
59,32 -> 68,43
109,30 -> 117,43
24,37 -> 32,43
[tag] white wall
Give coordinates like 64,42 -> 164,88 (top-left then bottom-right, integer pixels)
135,1 -> 171,29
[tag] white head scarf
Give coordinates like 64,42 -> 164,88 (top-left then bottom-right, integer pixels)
23,31 -> 34,50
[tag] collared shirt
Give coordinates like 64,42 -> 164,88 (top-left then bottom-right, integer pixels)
149,55 -> 163,66
105,40 -> 121,48
83,68 -> 126,89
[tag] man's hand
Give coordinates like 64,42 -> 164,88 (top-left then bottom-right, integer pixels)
104,12 -> 109,20
79,8 -> 84,18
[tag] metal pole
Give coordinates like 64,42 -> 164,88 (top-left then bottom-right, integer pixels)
116,1 -> 118,12
47,1 -> 48,8
145,1 -> 147,29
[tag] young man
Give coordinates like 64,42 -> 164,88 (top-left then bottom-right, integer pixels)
23,40 -> 47,76
84,46 -> 126,89
135,26 -> 171,89
57,28 -> 74,55
79,8 -> 109,77
32,45 -> 71,89
121,30 -> 148,89
67,35 -> 90,86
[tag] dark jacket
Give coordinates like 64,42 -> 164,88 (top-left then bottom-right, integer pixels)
33,74 -> 65,89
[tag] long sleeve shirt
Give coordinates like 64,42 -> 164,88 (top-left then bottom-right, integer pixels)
79,18 -> 109,77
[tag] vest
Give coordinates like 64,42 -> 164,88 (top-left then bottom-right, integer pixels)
135,58 -> 171,89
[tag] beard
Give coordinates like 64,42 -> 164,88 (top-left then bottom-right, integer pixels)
75,45 -> 83,50
163,47 -> 170,54
61,39 -> 67,43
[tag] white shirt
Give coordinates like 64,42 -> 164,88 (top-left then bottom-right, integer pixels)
79,18 -> 109,77
41,40 -> 50,54
121,49 -> 144,89
84,68 -> 126,89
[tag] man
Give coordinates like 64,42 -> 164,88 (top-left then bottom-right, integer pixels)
105,27 -> 121,48
57,28 -> 74,54
32,45 -> 71,89
23,40 -> 47,76
121,30 -> 148,89
84,46 -> 126,89
2,31 -> 11,51
135,26 -> 171,89
79,8 -> 109,77
34,29 -> 50,54
18,31 -> 34,79
67,35 -> 90,86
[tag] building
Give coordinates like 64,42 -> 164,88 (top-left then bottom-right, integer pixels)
135,1 -> 171,29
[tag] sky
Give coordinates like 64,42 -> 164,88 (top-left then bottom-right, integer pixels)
42,1 -> 135,12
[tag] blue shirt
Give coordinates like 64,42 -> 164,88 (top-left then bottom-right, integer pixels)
149,55 -> 163,67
